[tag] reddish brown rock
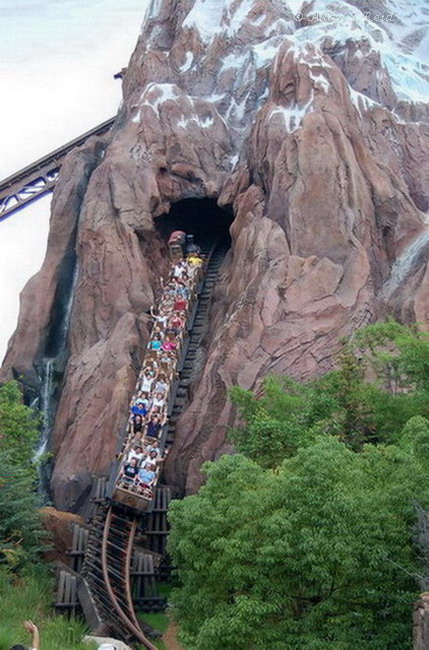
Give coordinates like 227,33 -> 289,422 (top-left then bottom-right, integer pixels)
40,506 -> 84,565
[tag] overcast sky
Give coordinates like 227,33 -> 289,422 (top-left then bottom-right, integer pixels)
0,0 -> 148,363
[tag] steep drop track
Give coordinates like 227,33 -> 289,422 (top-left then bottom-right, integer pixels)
80,238 -> 230,646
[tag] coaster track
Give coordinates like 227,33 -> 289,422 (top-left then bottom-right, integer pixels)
79,239 -> 229,646
0,117 -> 115,221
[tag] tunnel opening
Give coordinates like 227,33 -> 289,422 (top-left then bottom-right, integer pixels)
155,198 -> 234,249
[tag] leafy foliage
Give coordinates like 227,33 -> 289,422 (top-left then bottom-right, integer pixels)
0,449 -> 45,568
169,322 -> 429,648
0,381 -> 43,568
0,379 -> 40,465
230,324 -> 429,462
169,442 -> 427,649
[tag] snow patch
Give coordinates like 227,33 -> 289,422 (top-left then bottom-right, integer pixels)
348,87 -> 379,116
177,114 -> 215,129
180,51 -> 194,72
270,94 -> 314,132
182,0 -> 226,41
230,154 -> 239,170
226,0 -> 255,37
283,0 -> 304,14
220,52 -> 249,72
132,109 -> 141,123
140,83 -> 180,112
288,0 -> 429,105
204,92 -> 226,103
382,230 -> 429,298
309,71 -> 330,93
253,37 -> 284,68
148,0 -> 163,20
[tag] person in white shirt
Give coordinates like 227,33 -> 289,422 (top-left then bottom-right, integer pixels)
127,446 -> 145,466
140,368 -> 156,393
152,392 -> 166,409
145,439 -> 162,457
153,377 -> 168,394
150,306 -> 169,328
141,450 -> 162,469
172,261 -> 186,279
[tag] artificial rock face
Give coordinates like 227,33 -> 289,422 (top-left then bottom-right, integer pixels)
2,0 -> 428,509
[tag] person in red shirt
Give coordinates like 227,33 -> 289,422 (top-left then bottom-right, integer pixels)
168,312 -> 185,335
174,295 -> 188,311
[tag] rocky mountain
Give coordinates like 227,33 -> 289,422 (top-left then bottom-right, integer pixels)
1,0 -> 428,510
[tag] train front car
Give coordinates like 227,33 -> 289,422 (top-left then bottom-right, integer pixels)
168,230 -> 186,262
111,480 -> 153,512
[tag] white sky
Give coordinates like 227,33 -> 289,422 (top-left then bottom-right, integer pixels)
0,0 -> 148,364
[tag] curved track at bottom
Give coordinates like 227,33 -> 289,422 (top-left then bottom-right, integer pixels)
83,505 -> 157,649
103,508 -> 157,649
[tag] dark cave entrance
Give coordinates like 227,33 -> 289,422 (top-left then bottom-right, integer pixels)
155,198 -> 234,249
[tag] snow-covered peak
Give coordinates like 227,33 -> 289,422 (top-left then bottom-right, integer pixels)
137,0 -> 428,111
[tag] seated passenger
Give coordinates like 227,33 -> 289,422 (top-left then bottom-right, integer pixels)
162,338 -> 178,352
148,334 -> 162,351
144,439 -> 161,456
146,414 -> 162,439
150,306 -> 169,328
153,376 -> 168,395
162,283 -> 177,299
168,312 -> 185,335
127,445 -> 145,465
131,414 -> 144,435
173,261 -> 187,279
152,391 -> 166,410
175,280 -> 191,299
136,464 -> 157,488
161,297 -> 175,312
141,450 -> 162,469
139,391 -> 152,411
120,458 -> 139,484
188,253 -> 203,267
131,399 -> 148,417
173,295 -> 188,312
158,351 -> 175,366
141,368 -> 156,393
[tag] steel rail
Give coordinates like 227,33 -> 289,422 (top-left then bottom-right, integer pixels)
101,507 -> 158,650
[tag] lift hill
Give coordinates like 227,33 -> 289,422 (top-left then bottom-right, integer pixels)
0,118 -> 114,221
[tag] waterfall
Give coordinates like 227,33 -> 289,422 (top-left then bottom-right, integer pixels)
33,358 -> 55,463
59,262 -> 78,350
382,229 -> 429,299
33,262 -> 79,502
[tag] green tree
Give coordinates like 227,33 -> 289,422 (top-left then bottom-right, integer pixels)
168,440 -> 426,649
230,323 -> 429,463
397,415 -> 429,471
0,381 -> 44,568
0,450 -> 45,568
0,380 -> 40,465
352,320 -> 429,392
